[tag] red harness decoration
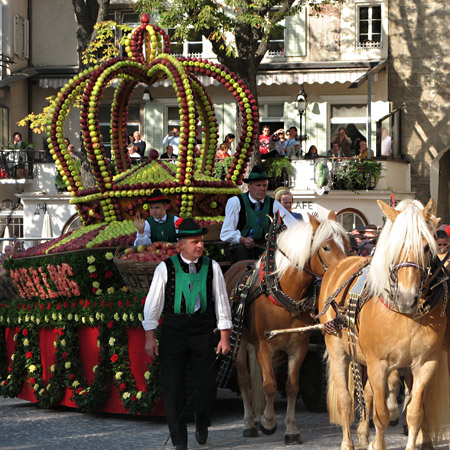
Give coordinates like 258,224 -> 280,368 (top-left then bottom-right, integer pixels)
259,254 -> 282,307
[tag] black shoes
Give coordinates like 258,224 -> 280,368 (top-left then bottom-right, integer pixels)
174,445 -> 187,450
195,423 -> 208,445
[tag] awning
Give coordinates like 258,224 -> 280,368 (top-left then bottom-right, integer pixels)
38,77 -> 71,89
152,68 -> 369,89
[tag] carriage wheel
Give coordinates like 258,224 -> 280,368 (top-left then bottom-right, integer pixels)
298,345 -> 328,413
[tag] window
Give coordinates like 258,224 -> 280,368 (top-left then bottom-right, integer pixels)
99,104 -> 141,159
167,106 -> 180,133
13,15 -> 29,59
258,12 -> 285,58
0,199 -> 23,247
106,9 -> 140,56
168,29 -> 203,57
330,104 -> 367,154
258,104 -> 285,134
357,5 -> 382,49
337,208 -> 367,232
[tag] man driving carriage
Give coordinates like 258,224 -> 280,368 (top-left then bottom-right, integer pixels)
220,166 -> 299,262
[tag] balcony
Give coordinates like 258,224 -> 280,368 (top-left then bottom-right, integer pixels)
0,149 -> 35,182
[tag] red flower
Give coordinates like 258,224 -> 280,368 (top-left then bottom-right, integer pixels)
22,329 -> 28,336
119,382 -> 126,391
131,394 -> 137,402
141,297 -> 146,305
71,302 -> 77,309
90,273 -> 98,279
39,304 -> 44,310
63,301 -> 69,308
118,300 -> 123,308
107,320 -> 114,329
108,302 -> 112,309
62,352 -> 68,359
76,387 -> 83,394
69,374 -> 75,380
56,303 -> 61,310
101,300 -> 105,307
84,300 -> 90,309
29,377 -> 36,385
21,304 -> 26,310
111,354 -> 118,363
55,328 -> 64,336
105,271 -> 113,279
47,303 -> 51,310
26,351 -> 33,359
126,300 -> 131,307
175,217 -> 184,229
92,288 -> 98,294
79,299 -> 84,307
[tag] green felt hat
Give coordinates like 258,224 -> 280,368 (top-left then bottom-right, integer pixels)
175,218 -> 208,238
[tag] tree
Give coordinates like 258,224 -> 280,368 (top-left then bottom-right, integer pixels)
72,0 -> 111,68
135,0 -> 340,102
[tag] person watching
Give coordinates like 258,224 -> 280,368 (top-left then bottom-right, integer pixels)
358,140 -> 374,159
273,187 -> 303,220
220,166 -> 298,262
304,145 -> 319,160
258,125 -> 271,156
127,144 -> 142,161
328,142 -> 343,158
436,229 -> 450,254
216,143 -> 232,160
132,131 -> 146,158
163,127 -> 180,154
160,145 -> 178,160
284,126 -> 300,157
331,127 -> 352,157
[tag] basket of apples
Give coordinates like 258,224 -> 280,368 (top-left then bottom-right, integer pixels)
114,242 -> 181,292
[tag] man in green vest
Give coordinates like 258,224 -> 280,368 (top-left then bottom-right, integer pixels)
143,218 -> 232,450
133,189 -> 178,246
220,166 -> 298,261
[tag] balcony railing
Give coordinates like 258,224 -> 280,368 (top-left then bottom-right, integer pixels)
0,149 -> 34,180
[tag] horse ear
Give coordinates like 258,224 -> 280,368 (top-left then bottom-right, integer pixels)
327,210 -> 338,221
308,213 -> 320,231
377,200 -> 398,222
422,198 -> 437,220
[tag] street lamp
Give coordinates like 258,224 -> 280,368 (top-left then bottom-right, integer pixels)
142,87 -> 152,102
295,87 -> 308,157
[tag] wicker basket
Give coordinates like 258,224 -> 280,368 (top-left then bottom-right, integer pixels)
113,246 -> 159,292
0,271 -> 19,299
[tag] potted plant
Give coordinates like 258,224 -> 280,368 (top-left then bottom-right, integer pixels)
262,157 -> 295,189
333,159 -> 382,191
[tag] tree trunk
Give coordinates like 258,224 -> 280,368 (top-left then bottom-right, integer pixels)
72,0 -> 111,69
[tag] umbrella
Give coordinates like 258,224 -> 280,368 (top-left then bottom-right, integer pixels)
41,211 -> 53,239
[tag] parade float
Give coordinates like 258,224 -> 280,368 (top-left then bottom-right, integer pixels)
0,15 -> 258,415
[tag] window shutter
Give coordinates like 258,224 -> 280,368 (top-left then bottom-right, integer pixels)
285,9 -> 307,57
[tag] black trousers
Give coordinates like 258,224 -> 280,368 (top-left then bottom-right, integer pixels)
230,243 -> 266,263
160,323 -> 217,446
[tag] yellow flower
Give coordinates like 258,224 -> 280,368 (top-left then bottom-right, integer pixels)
29,365 -> 37,373
82,316 -> 86,324
23,339 -> 29,346
51,313 -> 57,320
144,371 -> 150,380
105,252 -> 114,260
136,391 -> 143,399
92,281 -> 100,288
30,315 -> 35,322
121,286 -> 128,292
122,392 -> 131,399
138,313 -> 144,322
50,365 -> 55,373
58,313 -> 63,321
44,315 -> 49,323
25,315 -> 29,322
95,312 -> 101,320
109,337 -> 115,346
97,340 -> 101,348
114,313 -> 120,321
74,314 -> 79,322
60,339 -> 66,347
89,316 -> 94,324
92,365 -> 98,373
72,380 -> 80,388
115,372 -> 122,380
39,388 -> 45,395
122,313 -> 128,321
67,313 -> 73,321
107,287 -> 115,294
87,265 -> 96,273
87,255 -> 96,264
95,289 -> 102,296
130,313 -> 134,321
11,354 -> 15,361
36,318 -> 40,324
33,383 -> 39,390
65,362 -> 71,369
46,383 -> 51,390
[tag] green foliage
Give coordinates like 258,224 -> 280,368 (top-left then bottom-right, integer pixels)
333,159 -> 382,191
262,157 -> 295,179
212,157 -> 234,179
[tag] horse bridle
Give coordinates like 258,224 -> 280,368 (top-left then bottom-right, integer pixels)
388,261 -> 430,305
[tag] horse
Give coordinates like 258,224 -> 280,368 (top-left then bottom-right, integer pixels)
317,198 -> 449,450
224,212 -> 349,445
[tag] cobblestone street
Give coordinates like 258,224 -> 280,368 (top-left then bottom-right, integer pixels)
2,390 -> 449,450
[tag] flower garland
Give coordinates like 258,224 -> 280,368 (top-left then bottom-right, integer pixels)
0,317 -> 162,415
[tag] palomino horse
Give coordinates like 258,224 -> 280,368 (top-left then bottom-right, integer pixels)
318,199 -> 449,450
225,212 -> 349,444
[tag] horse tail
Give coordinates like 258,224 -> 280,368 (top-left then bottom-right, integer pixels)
248,343 -> 265,421
420,350 -> 450,444
326,354 -> 355,425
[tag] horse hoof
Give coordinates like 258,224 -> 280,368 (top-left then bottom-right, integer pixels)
389,418 -> 399,427
419,443 -> 434,450
284,433 -> 302,445
260,422 -> 277,435
243,428 -> 259,438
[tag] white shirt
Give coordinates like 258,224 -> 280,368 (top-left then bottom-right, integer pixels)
162,134 -> 180,153
220,193 -> 299,245
142,253 -> 233,331
134,214 -> 179,246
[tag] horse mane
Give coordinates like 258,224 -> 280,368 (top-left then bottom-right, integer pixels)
274,218 -> 348,279
367,199 -> 438,298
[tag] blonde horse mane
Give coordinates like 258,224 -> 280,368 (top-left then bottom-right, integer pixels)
274,217 -> 348,279
367,199 -> 438,298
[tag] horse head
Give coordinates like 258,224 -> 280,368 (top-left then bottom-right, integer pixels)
369,199 -> 439,314
307,212 -> 350,277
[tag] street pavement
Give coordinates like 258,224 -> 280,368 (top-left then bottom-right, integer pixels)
1,390 -> 449,450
